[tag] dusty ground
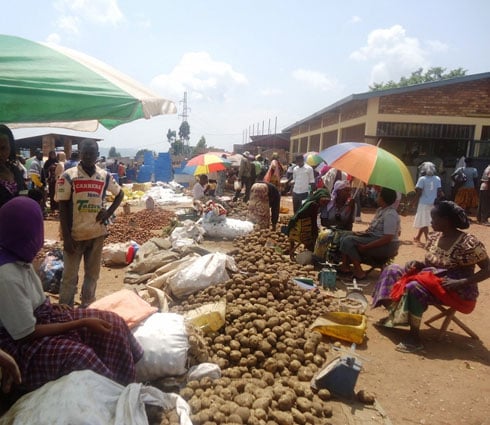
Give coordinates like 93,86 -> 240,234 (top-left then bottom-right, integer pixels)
43,199 -> 490,425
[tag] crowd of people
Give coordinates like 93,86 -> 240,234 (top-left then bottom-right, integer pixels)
1,124 -> 489,405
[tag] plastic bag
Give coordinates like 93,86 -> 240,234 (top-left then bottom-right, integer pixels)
102,242 -> 133,267
187,363 -> 221,382
133,313 -> 189,381
0,370 -> 192,425
38,249 -> 64,293
201,217 -> 254,239
88,289 -> 157,329
168,253 -> 237,299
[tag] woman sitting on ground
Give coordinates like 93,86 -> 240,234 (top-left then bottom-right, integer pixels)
314,180 -> 355,263
287,189 -> 330,260
0,197 -> 144,395
338,187 -> 400,280
372,201 -> 490,353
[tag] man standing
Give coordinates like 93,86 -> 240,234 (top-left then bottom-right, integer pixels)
291,154 -> 315,213
477,163 -> 490,225
233,151 -> 253,202
56,140 -> 124,307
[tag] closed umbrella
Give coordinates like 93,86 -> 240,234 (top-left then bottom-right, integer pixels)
0,34 -> 176,131
318,142 -> 415,194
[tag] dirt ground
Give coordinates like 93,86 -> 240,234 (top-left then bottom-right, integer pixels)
43,199 -> 490,425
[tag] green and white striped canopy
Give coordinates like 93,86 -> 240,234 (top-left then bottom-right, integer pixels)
0,34 -> 176,131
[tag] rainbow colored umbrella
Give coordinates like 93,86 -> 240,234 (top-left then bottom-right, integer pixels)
181,153 -> 230,176
318,142 -> 415,194
304,151 -> 324,167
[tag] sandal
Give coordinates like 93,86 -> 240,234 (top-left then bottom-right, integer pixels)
395,342 -> 424,353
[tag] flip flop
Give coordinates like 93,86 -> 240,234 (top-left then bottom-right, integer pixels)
395,342 -> 424,353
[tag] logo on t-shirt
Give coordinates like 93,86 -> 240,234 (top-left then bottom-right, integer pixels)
73,179 -> 105,194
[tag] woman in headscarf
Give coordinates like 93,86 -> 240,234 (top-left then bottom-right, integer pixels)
248,170 -> 281,231
287,189 -> 330,260
314,180 -> 355,263
338,187 -> 400,280
0,197 -> 143,394
264,152 -> 283,189
413,162 -> 443,244
0,125 -> 26,208
372,201 -> 489,353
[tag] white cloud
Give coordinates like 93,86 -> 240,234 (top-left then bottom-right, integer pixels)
292,69 -> 338,91
260,88 -> 283,96
426,40 -> 448,53
151,52 -> 248,103
56,15 -> 80,34
46,33 -> 62,44
53,0 -> 124,29
350,24 -> 446,84
349,15 -> 362,24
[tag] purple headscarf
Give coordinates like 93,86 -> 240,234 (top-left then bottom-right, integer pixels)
0,197 -> 44,266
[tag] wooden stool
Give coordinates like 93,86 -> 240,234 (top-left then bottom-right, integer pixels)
424,305 -> 479,341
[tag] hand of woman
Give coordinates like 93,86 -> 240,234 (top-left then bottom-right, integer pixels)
405,260 -> 425,275
0,350 -> 21,393
82,318 -> 112,335
441,278 -> 466,290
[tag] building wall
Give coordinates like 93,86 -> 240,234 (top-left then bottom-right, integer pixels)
379,79 -> 490,116
289,77 -> 490,155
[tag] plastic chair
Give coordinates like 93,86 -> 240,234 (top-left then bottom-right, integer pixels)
424,305 -> 479,341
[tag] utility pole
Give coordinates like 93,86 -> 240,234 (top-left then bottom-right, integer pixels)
179,91 -> 191,148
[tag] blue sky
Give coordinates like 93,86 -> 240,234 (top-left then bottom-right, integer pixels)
1,0 -> 489,153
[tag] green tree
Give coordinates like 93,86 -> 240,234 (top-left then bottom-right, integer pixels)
369,67 -> 467,91
179,121 -> 190,142
166,129 -> 176,144
108,146 -> 121,158
193,136 -> 207,156
171,139 -> 185,156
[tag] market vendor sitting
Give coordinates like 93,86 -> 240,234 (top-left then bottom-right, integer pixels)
287,189 -> 330,260
338,187 -> 400,280
0,197 -> 144,395
314,180 -> 355,263
192,174 -> 210,202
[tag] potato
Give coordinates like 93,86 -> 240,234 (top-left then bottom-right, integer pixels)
291,407 -> 306,425
252,397 -> 271,410
357,389 -> 376,405
296,396 -> 312,413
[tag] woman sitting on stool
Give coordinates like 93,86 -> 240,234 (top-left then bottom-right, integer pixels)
371,201 -> 489,353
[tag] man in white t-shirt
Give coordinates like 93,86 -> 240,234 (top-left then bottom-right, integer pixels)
56,140 -> 124,307
291,154 -> 315,213
192,174 -> 209,201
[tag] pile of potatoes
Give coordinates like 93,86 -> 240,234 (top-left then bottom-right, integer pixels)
161,228 -> 346,425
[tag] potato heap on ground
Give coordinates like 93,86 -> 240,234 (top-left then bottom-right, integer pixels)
166,229 -> 340,425
104,208 -> 175,245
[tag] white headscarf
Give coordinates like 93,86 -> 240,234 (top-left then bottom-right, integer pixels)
326,180 -> 350,212
419,161 -> 436,176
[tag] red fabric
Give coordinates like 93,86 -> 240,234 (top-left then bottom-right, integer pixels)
390,271 -> 476,314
